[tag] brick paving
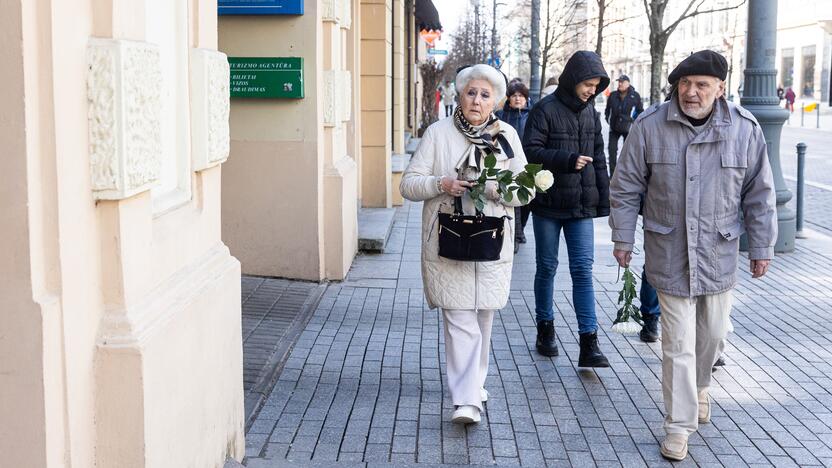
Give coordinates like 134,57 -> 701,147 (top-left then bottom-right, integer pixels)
242,199 -> 832,467
241,277 -> 326,425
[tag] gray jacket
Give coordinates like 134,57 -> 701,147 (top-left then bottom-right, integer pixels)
609,96 -> 777,297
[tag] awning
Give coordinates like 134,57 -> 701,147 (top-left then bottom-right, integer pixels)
416,0 -> 442,32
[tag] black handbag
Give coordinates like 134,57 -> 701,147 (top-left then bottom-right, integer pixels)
437,196 -> 509,262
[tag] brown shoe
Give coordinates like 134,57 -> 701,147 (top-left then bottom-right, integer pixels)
660,433 -> 689,461
698,389 -> 711,424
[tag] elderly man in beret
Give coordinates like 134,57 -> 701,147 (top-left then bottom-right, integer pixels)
608,50 -> 777,461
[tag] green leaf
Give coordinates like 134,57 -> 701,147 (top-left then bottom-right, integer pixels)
486,168 -> 499,177
518,188 -> 529,205
524,163 -> 543,175
516,173 -> 534,188
503,190 -> 514,203
485,154 -> 497,169
474,197 -> 485,212
499,181 -> 509,195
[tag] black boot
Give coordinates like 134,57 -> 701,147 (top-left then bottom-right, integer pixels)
536,320 -> 559,356
639,313 -> 660,343
578,332 -> 610,368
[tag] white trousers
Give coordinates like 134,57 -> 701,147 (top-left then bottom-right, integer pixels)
658,290 -> 733,435
442,308 -> 495,411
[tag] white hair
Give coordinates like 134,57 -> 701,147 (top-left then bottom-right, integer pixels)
455,64 -> 506,100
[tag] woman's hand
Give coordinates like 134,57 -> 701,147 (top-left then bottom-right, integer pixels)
440,176 -> 474,197
575,156 -> 593,171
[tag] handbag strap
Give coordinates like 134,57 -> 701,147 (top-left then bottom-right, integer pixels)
453,196 -> 464,215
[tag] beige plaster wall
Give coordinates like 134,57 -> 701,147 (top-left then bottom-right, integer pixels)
220,12 -> 326,280
1,1 -> 244,466
0,1 -> 50,465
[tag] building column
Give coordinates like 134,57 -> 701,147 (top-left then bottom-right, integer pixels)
360,0 -> 393,208
322,0 -> 359,280
392,0 -> 406,153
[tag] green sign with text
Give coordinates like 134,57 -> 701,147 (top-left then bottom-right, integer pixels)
228,57 -> 304,99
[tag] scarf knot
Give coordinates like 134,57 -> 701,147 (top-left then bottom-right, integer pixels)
452,106 -> 514,171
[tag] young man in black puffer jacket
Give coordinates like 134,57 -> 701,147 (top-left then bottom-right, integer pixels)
522,51 -> 611,368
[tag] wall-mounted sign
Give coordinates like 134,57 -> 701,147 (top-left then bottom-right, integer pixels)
427,49 -> 448,55
228,57 -> 304,99
218,0 -> 303,15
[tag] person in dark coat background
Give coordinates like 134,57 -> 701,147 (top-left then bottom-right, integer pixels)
604,74 -> 643,175
496,81 -> 532,252
522,50 -> 611,368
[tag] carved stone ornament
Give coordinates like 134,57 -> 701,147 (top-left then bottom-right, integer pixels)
190,48 -> 231,171
324,70 -> 352,126
323,70 -> 337,126
87,38 -> 162,200
322,0 -> 342,23
341,0 -> 352,30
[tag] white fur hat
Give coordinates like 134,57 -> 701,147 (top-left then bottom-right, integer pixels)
455,64 -> 507,100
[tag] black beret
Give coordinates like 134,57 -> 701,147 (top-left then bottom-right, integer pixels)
668,50 -> 728,84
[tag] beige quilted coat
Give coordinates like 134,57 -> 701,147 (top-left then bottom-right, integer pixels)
400,117 -> 531,310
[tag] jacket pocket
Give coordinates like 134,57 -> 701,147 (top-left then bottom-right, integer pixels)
720,152 -> 748,168
719,153 -> 747,208
645,148 -> 682,217
643,217 -> 675,234
646,147 -> 680,164
716,216 -> 745,241
716,215 -> 744,278
641,217 -> 675,285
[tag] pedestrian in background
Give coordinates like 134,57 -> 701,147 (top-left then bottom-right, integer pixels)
400,64 -> 531,425
442,80 -> 457,117
522,51 -> 611,367
785,86 -> 796,113
609,50 -> 777,461
496,81 -> 532,252
604,74 -> 643,175
540,76 -> 558,99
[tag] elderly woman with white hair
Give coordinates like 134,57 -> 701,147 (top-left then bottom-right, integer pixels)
400,64 -> 532,424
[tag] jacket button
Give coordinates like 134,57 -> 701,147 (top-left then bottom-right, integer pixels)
689,176 -> 696,181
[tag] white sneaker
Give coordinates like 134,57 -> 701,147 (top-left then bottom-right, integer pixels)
451,405 -> 481,424
480,388 -> 489,402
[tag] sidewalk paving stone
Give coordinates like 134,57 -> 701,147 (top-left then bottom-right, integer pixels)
243,199 -> 832,467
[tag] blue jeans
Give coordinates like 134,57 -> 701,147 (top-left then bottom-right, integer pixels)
533,215 -> 597,334
640,269 -> 661,316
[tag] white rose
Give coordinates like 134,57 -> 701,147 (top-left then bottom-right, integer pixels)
534,170 -> 554,191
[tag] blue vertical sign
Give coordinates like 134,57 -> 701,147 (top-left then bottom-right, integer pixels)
218,0 -> 304,15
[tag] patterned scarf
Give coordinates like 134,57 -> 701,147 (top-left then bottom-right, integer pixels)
452,106 -> 514,171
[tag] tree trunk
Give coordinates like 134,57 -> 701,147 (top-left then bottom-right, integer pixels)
491,0 -> 497,66
529,0 -> 541,101
648,36 -> 667,105
595,0 -> 605,56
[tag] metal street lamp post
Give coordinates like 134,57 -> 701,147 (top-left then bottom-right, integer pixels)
741,0 -> 794,252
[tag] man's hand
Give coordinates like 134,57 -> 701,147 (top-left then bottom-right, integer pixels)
750,259 -> 771,279
575,156 -> 593,171
613,249 -> 632,268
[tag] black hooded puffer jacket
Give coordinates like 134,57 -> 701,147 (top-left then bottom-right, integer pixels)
522,51 -> 611,219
